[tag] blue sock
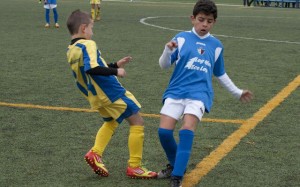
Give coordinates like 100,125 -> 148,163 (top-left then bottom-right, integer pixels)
53,8 -> 58,23
172,129 -> 194,177
45,9 -> 50,23
158,128 -> 177,166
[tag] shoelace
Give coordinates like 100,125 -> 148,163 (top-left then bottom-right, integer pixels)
162,164 -> 173,174
161,168 -> 170,174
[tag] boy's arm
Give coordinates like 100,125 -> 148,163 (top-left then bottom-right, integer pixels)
115,56 -> 132,68
107,62 -> 118,68
86,66 -> 118,76
86,64 -> 126,77
159,41 -> 177,69
216,73 -> 253,102
216,73 -> 243,99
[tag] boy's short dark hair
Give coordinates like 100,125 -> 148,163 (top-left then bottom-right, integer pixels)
193,0 -> 218,19
67,9 -> 92,35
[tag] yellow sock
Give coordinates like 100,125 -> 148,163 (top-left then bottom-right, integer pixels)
128,125 -> 144,167
96,8 -> 101,20
92,121 -> 118,156
91,9 -> 95,20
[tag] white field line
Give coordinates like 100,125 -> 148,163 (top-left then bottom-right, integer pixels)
103,0 -> 243,7
140,16 -> 300,45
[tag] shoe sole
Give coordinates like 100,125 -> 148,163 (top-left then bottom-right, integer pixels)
127,175 -> 157,179
84,157 -> 109,177
157,175 -> 171,179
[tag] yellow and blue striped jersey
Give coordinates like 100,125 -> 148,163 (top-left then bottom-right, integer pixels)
67,39 -> 126,109
90,0 -> 101,4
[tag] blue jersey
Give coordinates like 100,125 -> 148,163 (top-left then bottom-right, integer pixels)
162,28 -> 226,112
45,0 -> 57,4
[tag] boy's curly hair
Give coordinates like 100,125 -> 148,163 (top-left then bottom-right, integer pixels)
193,0 -> 218,19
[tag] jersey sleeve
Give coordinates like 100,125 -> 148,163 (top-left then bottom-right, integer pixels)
159,37 -> 179,69
170,48 -> 179,65
213,47 -> 226,77
170,36 -> 182,64
83,41 -> 99,72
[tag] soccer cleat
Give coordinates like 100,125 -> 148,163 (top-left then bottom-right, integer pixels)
157,164 -> 173,179
84,150 -> 109,177
170,176 -> 182,187
55,23 -> 60,28
44,23 -> 50,28
126,166 -> 157,179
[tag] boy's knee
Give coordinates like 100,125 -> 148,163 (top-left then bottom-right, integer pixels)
158,128 -> 173,138
127,114 -> 144,126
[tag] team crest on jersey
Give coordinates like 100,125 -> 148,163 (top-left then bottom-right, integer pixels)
197,48 -> 205,55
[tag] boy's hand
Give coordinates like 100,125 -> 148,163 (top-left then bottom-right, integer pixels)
240,90 -> 253,103
166,41 -> 178,50
117,68 -> 126,78
117,56 -> 132,68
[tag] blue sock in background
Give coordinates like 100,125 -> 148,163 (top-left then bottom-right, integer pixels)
158,128 -> 177,166
45,9 -> 50,23
53,8 -> 58,23
172,129 -> 194,178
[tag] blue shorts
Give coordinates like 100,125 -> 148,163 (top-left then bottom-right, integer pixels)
98,91 -> 141,124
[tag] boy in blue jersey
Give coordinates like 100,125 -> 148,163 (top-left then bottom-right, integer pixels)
157,0 -> 253,186
66,10 -> 157,179
44,0 -> 59,28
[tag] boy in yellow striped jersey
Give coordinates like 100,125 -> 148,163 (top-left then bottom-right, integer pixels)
66,9 -> 157,179
90,0 -> 101,21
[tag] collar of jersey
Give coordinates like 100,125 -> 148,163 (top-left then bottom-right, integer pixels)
70,38 -> 86,45
192,28 -> 210,39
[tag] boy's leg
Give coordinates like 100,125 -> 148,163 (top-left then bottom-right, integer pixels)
158,115 -> 177,166
125,113 -> 157,179
85,120 -> 118,177
96,4 -> 101,20
157,129 -> 177,179
52,8 -> 59,28
98,91 -> 156,178
92,120 -> 118,156
171,114 -> 198,186
169,130 -> 194,187
172,129 -> 194,177
157,98 -> 185,178
45,9 -> 50,28
53,8 -> 58,23
157,114 -> 178,179
128,124 -> 144,167
90,4 -> 96,20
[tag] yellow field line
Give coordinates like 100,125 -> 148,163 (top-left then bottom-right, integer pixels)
140,113 -> 245,124
0,102 -> 98,113
0,102 -> 244,124
182,75 -> 300,187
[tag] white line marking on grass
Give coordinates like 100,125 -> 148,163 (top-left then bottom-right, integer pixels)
213,34 -> 300,45
140,16 -> 300,45
103,0 -> 243,7
221,16 -> 296,19
140,16 -> 183,32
